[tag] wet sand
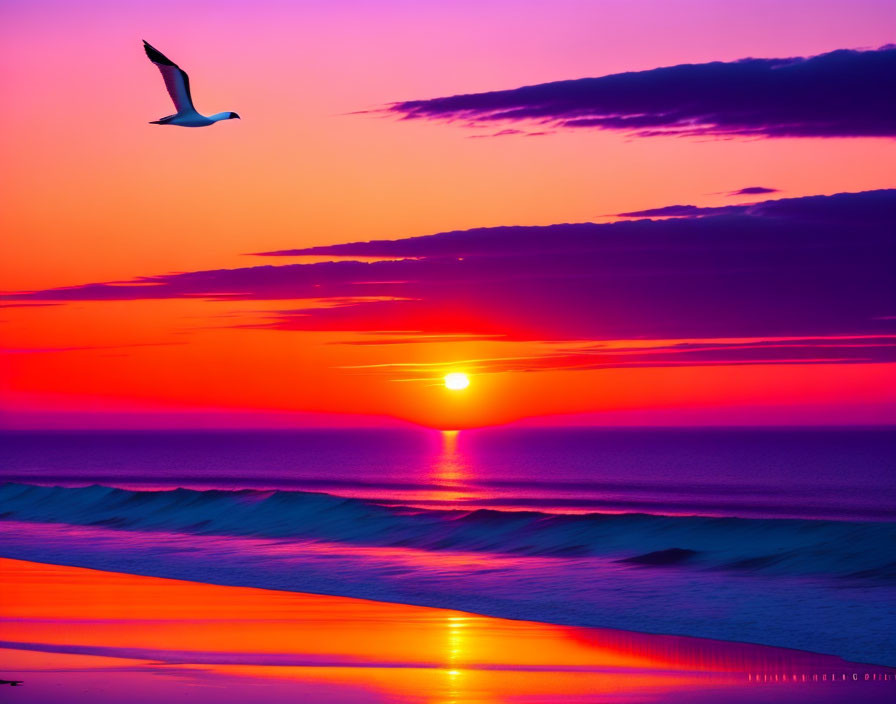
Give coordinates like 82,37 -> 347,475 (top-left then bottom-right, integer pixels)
0,558 -> 893,703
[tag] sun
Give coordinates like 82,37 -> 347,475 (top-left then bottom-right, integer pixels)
444,372 -> 470,390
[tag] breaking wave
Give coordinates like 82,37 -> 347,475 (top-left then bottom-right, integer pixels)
1,482 -> 894,579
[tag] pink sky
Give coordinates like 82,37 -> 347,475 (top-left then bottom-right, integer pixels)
1,0 -> 894,427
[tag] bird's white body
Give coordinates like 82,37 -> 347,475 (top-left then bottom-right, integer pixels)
162,111 -> 234,127
143,41 -> 240,128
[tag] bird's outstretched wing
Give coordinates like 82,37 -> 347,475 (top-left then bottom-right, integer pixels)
143,40 -> 195,114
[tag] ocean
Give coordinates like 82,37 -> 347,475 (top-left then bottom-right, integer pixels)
1,427 -> 894,665
1,427 -> 894,518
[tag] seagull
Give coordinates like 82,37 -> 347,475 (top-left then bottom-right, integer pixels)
143,40 -> 240,127
0,680 -> 24,687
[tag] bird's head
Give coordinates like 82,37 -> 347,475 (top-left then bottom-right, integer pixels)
228,112 -> 241,120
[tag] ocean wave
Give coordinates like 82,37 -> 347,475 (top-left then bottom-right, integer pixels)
1,482 -> 894,579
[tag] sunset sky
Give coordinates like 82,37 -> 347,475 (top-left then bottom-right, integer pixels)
1,0 -> 894,428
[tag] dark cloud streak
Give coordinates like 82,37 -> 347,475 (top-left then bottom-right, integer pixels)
387,47 -> 896,139
353,336 -> 896,376
4,191 -> 894,367
727,186 -> 779,196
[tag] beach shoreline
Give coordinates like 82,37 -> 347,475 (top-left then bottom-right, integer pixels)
2,557 -> 894,703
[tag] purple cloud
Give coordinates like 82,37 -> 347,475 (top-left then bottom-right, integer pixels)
348,336 -> 896,376
259,190 -> 895,256
616,189 -> 894,220
4,191 -> 895,366
387,47 -> 896,139
727,186 -> 779,196
616,204 -> 743,218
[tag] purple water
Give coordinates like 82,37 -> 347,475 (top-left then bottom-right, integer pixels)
1,427 -> 894,519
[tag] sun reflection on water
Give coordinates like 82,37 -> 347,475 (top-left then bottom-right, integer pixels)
432,430 -> 473,506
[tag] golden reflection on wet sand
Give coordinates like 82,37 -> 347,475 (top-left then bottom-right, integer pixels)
0,558 -> 891,703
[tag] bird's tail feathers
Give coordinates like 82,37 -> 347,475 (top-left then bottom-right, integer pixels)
149,114 -> 177,125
